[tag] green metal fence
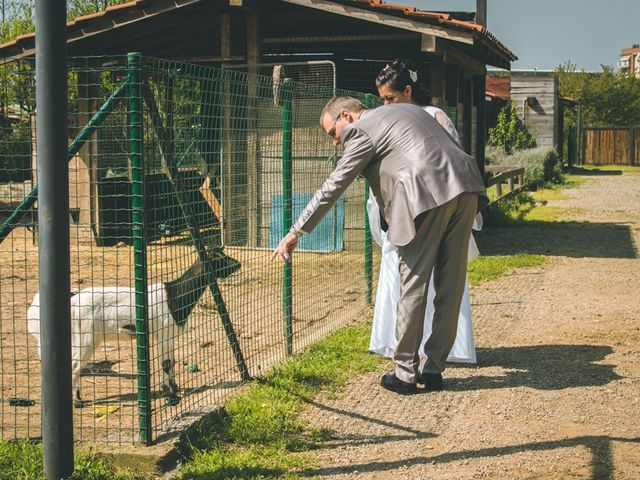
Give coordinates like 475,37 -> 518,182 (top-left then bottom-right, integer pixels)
0,54 -> 381,444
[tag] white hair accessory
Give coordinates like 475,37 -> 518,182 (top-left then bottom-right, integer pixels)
408,69 -> 418,83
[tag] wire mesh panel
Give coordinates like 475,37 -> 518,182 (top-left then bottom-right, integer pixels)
0,56 -> 142,443
0,58 -> 37,440
140,58 -> 380,441
0,54 -> 381,445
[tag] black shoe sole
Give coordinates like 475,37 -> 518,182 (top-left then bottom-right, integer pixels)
420,373 -> 443,392
381,374 -> 418,395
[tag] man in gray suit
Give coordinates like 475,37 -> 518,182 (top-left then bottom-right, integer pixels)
272,96 -> 487,394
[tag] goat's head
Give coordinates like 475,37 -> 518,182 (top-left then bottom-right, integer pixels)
206,246 -> 241,278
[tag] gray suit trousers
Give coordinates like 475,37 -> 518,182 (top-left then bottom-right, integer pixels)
394,192 -> 478,383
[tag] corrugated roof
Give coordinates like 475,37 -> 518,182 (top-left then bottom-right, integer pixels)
0,0 -> 516,63
486,75 -> 510,99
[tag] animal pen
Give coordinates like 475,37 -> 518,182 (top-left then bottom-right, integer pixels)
0,54 -> 380,445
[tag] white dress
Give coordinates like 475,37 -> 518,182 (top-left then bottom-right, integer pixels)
368,105 -> 479,364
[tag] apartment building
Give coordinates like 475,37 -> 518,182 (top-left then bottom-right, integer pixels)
619,44 -> 640,77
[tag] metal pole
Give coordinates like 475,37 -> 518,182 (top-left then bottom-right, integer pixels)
35,1 -> 74,478
282,79 -> 293,355
128,52 -> 152,444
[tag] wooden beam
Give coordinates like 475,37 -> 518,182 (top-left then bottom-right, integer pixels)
220,13 -> 231,59
442,43 -> 485,74
263,33 -> 417,44
280,0 -> 473,44
170,55 -> 245,63
421,33 -> 439,53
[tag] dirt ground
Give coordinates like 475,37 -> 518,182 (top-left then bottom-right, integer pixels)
0,183 -> 372,444
299,170 -> 640,479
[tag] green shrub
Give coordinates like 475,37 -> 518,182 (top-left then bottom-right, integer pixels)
486,146 -> 562,188
488,102 -> 536,153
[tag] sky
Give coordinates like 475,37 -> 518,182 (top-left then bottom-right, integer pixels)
394,0 -> 639,72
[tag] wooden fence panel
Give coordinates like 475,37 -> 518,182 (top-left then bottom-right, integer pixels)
583,128 -> 636,165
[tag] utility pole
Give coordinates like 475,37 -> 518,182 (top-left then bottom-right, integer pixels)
476,0 -> 487,27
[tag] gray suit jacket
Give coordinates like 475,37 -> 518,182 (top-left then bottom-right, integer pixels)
293,103 -> 487,246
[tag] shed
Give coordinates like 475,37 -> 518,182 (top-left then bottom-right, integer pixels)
487,70 -> 566,153
0,0 -> 516,245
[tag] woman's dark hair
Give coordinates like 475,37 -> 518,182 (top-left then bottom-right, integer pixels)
375,58 -> 431,106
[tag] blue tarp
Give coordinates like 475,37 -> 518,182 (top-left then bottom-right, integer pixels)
269,193 -> 344,252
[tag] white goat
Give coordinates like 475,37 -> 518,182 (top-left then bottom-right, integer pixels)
27,247 -> 240,407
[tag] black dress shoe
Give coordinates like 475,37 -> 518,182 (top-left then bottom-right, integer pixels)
420,372 -> 443,391
380,373 -> 417,394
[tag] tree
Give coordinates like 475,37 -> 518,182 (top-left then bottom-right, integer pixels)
488,101 -> 536,154
556,62 -> 640,126
1,0 -> 131,43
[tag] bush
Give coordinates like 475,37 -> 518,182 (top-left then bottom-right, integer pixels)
488,102 -> 536,153
486,145 -> 562,188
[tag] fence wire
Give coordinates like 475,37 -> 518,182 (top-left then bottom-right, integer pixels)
0,54 -> 382,444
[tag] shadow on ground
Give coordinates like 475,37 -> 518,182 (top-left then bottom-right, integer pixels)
567,167 -> 624,176
300,435 -> 640,480
476,221 -> 637,259
447,344 -> 620,391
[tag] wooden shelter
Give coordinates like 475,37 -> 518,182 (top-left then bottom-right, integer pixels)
0,0 -> 516,152
0,0 -> 516,245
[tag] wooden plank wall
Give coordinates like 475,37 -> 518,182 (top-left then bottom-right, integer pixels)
510,74 -> 558,150
583,128 -> 637,165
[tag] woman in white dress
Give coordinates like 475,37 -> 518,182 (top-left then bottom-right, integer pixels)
368,59 -> 480,364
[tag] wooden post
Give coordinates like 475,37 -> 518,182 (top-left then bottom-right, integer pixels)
76,67 -> 99,243
557,101 -> 564,164
473,72 -> 486,178
444,63 -> 459,124
246,10 -> 261,247
220,13 -> 242,245
577,105 -> 583,164
628,127 -> 635,166
429,62 -> 445,107
462,75 -> 472,154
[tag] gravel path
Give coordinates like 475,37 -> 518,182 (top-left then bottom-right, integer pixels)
298,170 -> 640,479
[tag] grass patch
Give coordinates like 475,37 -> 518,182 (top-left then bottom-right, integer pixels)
529,173 -> 586,201
468,254 -> 546,285
0,440 -> 144,480
486,175 -> 588,226
177,324 -> 386,479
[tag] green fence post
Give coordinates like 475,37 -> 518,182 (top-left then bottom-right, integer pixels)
282,79 -> 293,355
577,105 -> 583,165
363,94 -> 377,305
128,52 -> 152,445
567,125 -> 575,168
